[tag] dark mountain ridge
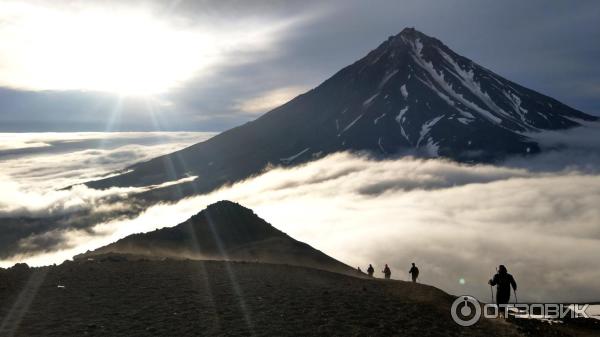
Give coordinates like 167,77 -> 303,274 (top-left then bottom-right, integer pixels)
87,28 -> 596,195
76,201 -> 355,276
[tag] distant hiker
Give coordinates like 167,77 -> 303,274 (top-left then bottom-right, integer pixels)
488,265 -> 517,306
409,263 -> 419,283
367,264 -> 374,277
357,267 -> 362,274
382,264 -> 391,279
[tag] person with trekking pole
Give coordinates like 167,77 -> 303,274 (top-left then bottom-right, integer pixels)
488,265 -> 517,307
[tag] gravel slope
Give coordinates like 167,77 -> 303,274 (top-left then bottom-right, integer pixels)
1,259 -> 597,336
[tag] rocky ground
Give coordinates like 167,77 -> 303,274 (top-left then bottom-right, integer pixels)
0,259 -> 598,336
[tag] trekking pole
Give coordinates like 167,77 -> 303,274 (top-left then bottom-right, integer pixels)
491,267 -> 498,304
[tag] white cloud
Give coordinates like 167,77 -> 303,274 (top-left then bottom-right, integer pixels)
0,132 -> 211,261
0,180 -> 133,217
1,128 -> 599,304
507,121 -> 600,172
2,151 -> 598,303
0,132 -> 211,218
0,132 -> 212,191
0,1 -> 308,96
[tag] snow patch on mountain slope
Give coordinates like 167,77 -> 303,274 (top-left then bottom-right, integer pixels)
436,48 -> 519,126
400,84 -> 408,99
369,49 -> 386,65
423,137 -> 440,156
538,112 -> 549,121
379,69 -> 399,88
340,114 -> 364,134
396,106 -> 409,123
395,106 -> 410,143
402,36 -> 503,125
503,91 -> 534,127
363,93 -> 380,108
457,117 -> 473,125
374,113 -> 386,124
415,76 -> 474,119
280,147 -> 310,164
417,116 -> 444,146
413,37 -> 424,55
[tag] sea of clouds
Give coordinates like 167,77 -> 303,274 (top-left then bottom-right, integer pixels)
0,132 -> 212,215
0,125 -> 599,303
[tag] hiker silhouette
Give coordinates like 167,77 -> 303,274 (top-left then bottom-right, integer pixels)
488,265 -> 517,305
382,264 -> 391,279
367,264 -> 374,277
409,263 -> 419,283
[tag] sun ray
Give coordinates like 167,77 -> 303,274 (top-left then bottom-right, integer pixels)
0,1 -> 299,97
0,268 -> 48,336
203,210 -> 256,334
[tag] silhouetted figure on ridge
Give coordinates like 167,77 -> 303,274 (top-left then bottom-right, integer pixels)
367,264 -> 374,277
409,263 -> 419,283
382,264 -> 391,279
488,265 -> 517,306
357,266 -> 362,274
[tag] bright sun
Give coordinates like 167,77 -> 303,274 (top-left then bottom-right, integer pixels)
0,2 -> 219,96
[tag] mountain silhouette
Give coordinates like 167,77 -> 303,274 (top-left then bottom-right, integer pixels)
76,201 -> 354,275
87,28 -> 596,193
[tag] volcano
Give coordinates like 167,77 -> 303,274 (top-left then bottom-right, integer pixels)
76,201 -> 355,276
87,28 -> 596,193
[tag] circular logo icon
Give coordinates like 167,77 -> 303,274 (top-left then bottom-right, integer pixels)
451,295 -> 481,326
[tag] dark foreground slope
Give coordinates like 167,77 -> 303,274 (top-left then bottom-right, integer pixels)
2,261 -> 598,336
76,201 -> 354,276
87,28 -> 596,197
0,260 -> 517,337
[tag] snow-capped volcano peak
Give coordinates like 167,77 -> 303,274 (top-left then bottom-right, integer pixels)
88,28 -> 597,192
313,27 -> 595,160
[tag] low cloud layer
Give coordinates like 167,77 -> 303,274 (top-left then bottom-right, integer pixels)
0,132 -> 212,191
0,132 -> 211,256
98,153 -> 597,303
1,129 -> 600,303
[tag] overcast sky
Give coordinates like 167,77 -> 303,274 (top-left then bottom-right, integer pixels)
0,0 -> 598,131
